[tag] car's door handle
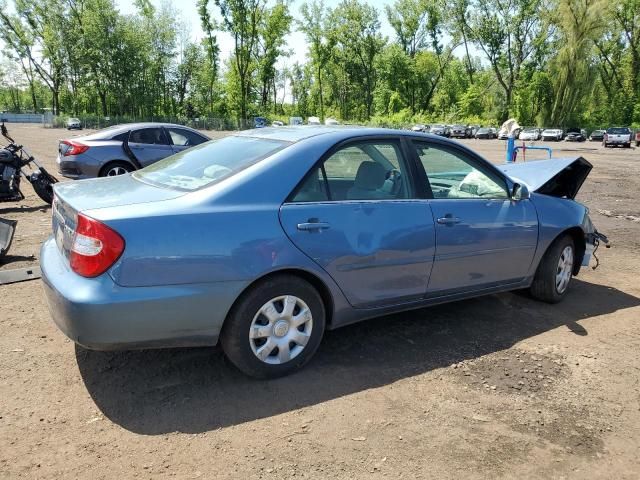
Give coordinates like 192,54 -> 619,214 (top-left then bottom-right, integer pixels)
437,215 -> 461,225
297,221 -> 331,231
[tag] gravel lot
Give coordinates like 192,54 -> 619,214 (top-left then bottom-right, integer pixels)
1,124 -> 639,479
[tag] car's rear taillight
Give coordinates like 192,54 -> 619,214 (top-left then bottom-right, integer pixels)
70,214 -> 125,277
61,140 -> 89,156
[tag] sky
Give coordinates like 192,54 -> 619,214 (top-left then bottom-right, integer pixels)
115,0 -> 399,67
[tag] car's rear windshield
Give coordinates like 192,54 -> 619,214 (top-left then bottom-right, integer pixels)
134,135 -> 288,191
607,127 -> 630,134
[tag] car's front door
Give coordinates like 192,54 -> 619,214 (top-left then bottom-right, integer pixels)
128,127 -> 173,167
279,138 -> 436,308
411,140 -> 539,295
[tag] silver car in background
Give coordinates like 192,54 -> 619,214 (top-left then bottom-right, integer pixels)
57,123 -> 210,178
519,128 -> 541,141
541,128 -> 564,141
66,117 -> 82,130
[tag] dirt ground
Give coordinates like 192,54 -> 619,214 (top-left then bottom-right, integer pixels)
1,124 -> 639,479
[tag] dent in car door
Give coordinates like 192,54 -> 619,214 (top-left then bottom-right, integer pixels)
280,201 -> 436,308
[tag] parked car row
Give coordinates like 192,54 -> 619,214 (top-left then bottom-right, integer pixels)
411,124 -> 485,138
519,127 -> 636,147
257,116 -> 341,128
409,123 -> 638,147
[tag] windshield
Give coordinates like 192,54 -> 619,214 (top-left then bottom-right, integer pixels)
607,127 -> 630,134
135,135 -> 288,191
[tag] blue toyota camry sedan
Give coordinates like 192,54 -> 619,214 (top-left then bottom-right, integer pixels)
41,127 -> 607,378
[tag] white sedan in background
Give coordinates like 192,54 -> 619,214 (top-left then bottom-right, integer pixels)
541,129 -> 563,141
519,128 -> 541,141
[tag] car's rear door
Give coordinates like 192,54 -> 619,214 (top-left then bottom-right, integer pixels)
279,137 -> 436,308
410,140 -> 538,295
128,127 -> 173,167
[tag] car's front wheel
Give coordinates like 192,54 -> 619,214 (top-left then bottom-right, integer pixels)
530,235 -> 575,303
221,275 -> 326,378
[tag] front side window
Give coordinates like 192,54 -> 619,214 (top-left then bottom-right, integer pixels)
135,135 -> 287,191
414,142 -> 508,199
291,140 -> 412,202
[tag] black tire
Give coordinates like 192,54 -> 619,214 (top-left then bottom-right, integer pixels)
31,171 -> 56,205
99,161 -> 134,177
221,275 -> 326,378
624,143 -> 631,149
530,235 -> 575,304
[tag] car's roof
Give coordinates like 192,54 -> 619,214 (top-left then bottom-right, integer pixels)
108,122 -> 198,132
76,122 -> 204,141
232,125 -> 479,145
233,125 -> 440,143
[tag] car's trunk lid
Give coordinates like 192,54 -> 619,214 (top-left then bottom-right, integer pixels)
499,157 -> 592,199
51,174 -> 187,262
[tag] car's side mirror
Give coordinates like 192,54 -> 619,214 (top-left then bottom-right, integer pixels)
511,182 -> 530,201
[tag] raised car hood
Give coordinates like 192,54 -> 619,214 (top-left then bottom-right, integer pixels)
499,157 -> 592,199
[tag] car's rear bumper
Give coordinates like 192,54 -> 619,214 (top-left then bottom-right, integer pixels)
56,154 -> 101,179
40,237 -> 246,350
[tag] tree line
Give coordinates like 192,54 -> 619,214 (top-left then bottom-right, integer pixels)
0,0 -> 638,129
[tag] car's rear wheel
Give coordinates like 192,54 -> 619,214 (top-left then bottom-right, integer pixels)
100,161 -> 134,177
221,275 -> 326,378
530,235 -> 575,304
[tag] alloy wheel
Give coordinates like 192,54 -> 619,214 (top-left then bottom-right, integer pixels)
106,166 -> 129,176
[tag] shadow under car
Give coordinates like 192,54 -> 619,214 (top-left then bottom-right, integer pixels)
75,279 -> 640,435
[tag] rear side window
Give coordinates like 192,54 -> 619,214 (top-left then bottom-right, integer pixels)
167,128 -> 207,147
291,140 -> 412,202
112,132 -> 129,141
135,136 -> 287,191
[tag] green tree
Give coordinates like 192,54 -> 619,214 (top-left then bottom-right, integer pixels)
257,0 -> 292,111
299,0 -> 333,121
214,0 -> 264,126
328,0 -> 385,119
457,0 -> 548,120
